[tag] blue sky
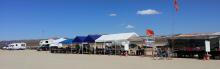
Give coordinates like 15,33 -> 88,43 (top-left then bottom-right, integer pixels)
0,0 -> 220,40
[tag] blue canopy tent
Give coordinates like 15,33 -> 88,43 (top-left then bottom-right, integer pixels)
73,36 -> 87,43
84,35 -> 102,43
72,36 -> 87,54
60,39 -> 74,45
82,35 -> 102,54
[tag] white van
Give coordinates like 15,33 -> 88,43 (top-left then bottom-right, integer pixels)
3,43 -> 26,50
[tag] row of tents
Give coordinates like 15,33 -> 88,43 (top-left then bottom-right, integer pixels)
61,32 -> 142,44
40,32 -> 145,55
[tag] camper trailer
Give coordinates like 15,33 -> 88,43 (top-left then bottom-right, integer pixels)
37,39 -> 54,51
3,43 -> 26,50
38,38 -> 67,51
39,39 -> 54,46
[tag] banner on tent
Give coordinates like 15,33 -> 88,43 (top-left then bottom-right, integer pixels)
143,37 -> 154,47
205,40 -> 211,52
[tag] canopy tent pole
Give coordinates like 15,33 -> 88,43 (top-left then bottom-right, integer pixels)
95,42 -> 96,55
82,43 -> 83,54
115,41 -> 117,55
88,43 -> 90,55
71,44 -> 73,54
101,42 -> 103,55
153,36 -> 156,58
104,42 -> 106,55
219,38 -> 220,48
120,43 -> 122,56
77,44 -> 80,54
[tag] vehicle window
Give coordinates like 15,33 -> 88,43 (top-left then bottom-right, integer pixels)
21,44 -> 25,46
148,39 -> 154,41
45,41 -> 49,43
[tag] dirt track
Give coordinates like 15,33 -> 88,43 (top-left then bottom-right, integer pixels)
0,50 -> 219,69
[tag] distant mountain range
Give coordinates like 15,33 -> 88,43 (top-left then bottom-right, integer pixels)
0,39 -> 42,49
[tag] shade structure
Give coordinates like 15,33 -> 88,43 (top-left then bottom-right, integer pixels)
95,32 -> 143,52
60,39 -> 74,44
95,32 -> 143,42
84,35 -> 102,43
53,38 -> 67,43
50,38 -> 67,47
73,36 -> 87,43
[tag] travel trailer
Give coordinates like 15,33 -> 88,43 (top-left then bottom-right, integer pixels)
39,39 -> 54,46
38,38 -> 67,51
3,43 -> 26,50
37,39 -> 54,51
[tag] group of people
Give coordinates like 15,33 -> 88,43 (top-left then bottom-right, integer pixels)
153,47 -> 172,60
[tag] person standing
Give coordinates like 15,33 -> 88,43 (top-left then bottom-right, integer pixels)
153,47 -> 158,60
156,48 -> 163,60
166,48 -> 172,60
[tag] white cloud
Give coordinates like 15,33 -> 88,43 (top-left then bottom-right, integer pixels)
109,13 -> 117,16
137,9 -> 161,15
125,25 -> 135,29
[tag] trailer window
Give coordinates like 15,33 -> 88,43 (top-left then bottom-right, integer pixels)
45,41 -> 49,43
21,44 -> 25,46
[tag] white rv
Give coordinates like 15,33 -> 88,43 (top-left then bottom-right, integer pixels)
39,39 -> 54,46
39,38 -> 66,48
37,39 -> 55,51
37,38 -> 66,51
3,43 -> 26,50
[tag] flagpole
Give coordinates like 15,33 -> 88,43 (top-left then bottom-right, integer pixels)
171,9 -> 176,55
171,15 -> 175,59
171,0 -> 179,58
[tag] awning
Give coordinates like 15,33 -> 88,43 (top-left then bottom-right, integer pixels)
73,36 -> 87,43
60,39 -> 74,44
95,32 -> 143,42
53,38 -> 66,43
84,35 -> 101,43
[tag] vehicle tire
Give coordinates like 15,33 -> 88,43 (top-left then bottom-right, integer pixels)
50,47 -> 57,53
51,50 -> 54,53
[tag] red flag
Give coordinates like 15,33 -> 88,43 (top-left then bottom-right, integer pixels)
146,29 -> 154,37
174,0 -> 179,12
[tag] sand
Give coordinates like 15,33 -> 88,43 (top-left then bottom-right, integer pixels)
0,50 -> 219,69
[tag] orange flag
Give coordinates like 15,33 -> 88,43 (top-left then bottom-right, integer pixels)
146,29 -> 154,37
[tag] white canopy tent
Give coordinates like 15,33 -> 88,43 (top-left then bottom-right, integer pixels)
95,32 -> 143,42
50,38 -> 67,48
95,32 -> 143,51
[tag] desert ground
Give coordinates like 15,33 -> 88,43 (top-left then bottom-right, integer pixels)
0,50 -> 219,69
